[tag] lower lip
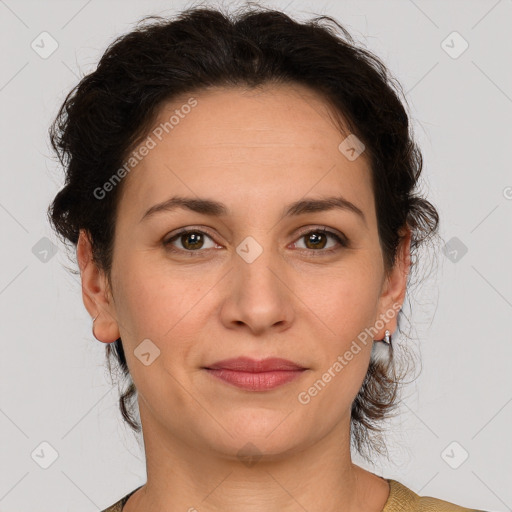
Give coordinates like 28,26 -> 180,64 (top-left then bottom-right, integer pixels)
204,368 -> 306,391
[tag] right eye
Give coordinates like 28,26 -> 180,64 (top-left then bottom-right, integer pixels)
163,228 -> 220,254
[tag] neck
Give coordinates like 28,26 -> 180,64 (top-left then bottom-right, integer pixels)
124,401 -> 390,512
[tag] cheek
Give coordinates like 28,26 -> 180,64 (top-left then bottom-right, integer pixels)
302,271 -> 379,418
112,256 -> 215,365
114,271 -> 169,337
301,262 -> 382,401
112,268 -> 200,399
310,260 -> 382,338
112,246 -> 188,329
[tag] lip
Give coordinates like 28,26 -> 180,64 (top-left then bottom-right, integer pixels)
203,357 -> 307,391
204,357 -> 306,372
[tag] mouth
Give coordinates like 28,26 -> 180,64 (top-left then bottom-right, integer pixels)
202,357 -> 308,391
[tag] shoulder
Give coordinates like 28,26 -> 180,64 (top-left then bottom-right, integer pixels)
101,499 -> 123,512
102,480 -> 488,512
383,479 -> 487,512
101,486 -> 142,512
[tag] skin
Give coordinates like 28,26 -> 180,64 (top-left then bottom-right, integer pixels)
77,83 -> 411,512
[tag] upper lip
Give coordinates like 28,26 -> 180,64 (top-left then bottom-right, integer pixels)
204,357 -> 306,372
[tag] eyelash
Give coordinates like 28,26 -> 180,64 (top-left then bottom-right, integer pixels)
163,227 -> 348,256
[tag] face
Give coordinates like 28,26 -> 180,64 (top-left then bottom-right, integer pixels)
79,83 -> 410,460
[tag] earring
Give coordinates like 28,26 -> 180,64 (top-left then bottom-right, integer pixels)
382,329 -> 391,345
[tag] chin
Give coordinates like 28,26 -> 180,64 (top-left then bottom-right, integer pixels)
205,421 -> 308,463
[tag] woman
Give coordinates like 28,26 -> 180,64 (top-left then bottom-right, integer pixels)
47,4 -> 486,511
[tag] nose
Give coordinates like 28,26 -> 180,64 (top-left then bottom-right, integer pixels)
219,242 -> 295,336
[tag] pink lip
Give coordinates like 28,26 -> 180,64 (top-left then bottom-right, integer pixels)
203,357 -> 307,391
205,357 -> 305,372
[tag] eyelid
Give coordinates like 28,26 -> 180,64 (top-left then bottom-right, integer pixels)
164,225 -> 220,244
294,225 -> 347,241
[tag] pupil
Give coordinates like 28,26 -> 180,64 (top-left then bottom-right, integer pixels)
184,232 -> 203,249
307,232 -> 326,249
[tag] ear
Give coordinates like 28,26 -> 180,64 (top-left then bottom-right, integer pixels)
76,229 -> 120,343
374,225 -> 411,338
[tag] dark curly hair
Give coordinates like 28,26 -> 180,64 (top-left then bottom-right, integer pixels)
47,2 -> 439,463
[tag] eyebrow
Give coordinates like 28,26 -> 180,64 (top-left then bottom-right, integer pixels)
140,195 -> 366,226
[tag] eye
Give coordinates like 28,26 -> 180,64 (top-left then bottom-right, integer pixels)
292,228 -> 348,254
163,229 -> 218,254
163,227 -> 348,256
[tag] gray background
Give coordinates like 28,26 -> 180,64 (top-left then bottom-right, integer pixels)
1,0 -> 511,510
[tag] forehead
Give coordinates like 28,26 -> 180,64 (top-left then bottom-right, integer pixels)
152,83 -> 350,152
118,83 -> 374,220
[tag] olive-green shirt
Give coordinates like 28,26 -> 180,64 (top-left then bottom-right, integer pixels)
101,480 -> 486,511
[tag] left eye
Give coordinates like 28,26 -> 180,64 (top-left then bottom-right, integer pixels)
293,229 -> 346,251
163,228 -> 346,254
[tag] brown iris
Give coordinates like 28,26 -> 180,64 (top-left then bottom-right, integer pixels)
303,231 -> 328,250
180,232 -> 205,250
